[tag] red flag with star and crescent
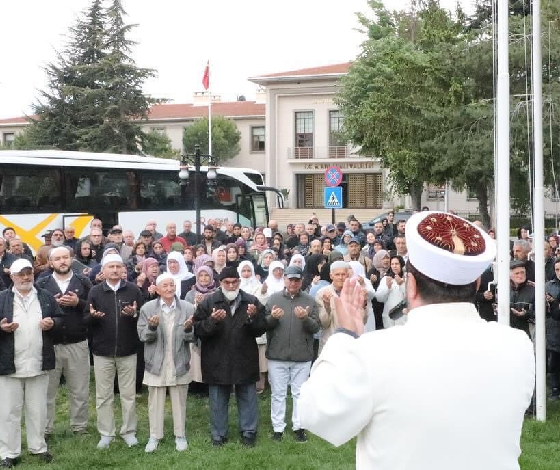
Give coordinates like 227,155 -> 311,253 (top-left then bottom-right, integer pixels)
202,61 -> 210,90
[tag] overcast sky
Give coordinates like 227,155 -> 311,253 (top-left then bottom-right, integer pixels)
0,0 -> 474,119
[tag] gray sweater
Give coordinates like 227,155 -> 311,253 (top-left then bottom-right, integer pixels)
265,289 -> 320,362
137,297 -> 195,377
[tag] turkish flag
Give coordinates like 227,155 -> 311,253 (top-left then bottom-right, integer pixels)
202,61 -> 210,90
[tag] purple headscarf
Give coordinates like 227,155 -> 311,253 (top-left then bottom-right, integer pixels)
194,265 -> 217,294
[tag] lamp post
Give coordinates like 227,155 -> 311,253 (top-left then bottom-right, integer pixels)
178,144 -> 218,241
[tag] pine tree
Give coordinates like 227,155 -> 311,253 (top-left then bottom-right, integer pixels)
23,0 -> 157,154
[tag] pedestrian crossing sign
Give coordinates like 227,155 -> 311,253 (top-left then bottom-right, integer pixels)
324,186 -> 343,209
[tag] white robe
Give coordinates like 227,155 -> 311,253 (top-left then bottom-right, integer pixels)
298,302 -> 535,470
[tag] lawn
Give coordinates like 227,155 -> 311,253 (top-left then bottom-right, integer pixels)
16,381 -> 560,470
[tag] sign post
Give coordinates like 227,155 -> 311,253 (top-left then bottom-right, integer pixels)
324,166 -> 343,224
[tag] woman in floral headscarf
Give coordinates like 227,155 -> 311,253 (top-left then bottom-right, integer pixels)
135,258 -> 160,302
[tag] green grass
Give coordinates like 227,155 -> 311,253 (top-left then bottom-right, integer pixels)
15,380 -> 560,469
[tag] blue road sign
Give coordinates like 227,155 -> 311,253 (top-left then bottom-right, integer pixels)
324,186 -> 343,209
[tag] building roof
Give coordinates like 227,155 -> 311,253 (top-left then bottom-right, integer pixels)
249,62 -> 351,85
147,101 -> 265,121
0,101 -> 265,127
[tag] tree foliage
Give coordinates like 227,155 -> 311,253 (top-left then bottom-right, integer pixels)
339,0 -> 560,224
24,0 -> 158,154
142,130 -> 180,159
182,116 -> 241,163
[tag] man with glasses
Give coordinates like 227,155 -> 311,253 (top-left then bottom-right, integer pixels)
193,266 -> 267,448
265,266 -> 319,443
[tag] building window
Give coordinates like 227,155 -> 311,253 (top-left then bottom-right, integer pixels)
2,133 -> 15,148
427,184 -> 445,200
251,126 -> 265,152
295,111 -> 313,158
329,110 -> 345,146
467,187 -> 478,200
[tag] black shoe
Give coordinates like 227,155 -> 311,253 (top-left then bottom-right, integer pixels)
0,458 -> 18,468
240,435 -> 256,447
34,453 -> 53,464
212,438 -> 224,447
293,429 -> 307,443
272,432 -> 283,442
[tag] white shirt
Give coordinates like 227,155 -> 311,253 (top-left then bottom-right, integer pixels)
53,272 -> 73,294
106,280 -> 121,292
11,287 -> 44,378
160,299 -> 177,314
299,302 -> 535,470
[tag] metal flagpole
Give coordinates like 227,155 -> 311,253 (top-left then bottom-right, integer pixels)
532,0 -> 546,422
208,61 -> 212,156
496,0 -> 511,327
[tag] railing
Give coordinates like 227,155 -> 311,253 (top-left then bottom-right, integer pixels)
287,146 -> 365,159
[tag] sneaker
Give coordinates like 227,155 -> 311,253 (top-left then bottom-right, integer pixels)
144,438 -> 159,453
0,458 -> 18,468
272,432 -> 283,442
97,436 -> 114,449
293,429 -> 307,443
175,437 -> 188,452
122,433 -> 138,448
34,452 -> 53,464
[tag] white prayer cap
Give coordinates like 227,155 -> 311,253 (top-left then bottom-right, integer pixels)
101,253 -> 124,267
156,273 -> 175,286
10,258 -> 33,274
406,211 -> 496,285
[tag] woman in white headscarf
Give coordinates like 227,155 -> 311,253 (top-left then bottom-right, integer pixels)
237,260 -> 269,393
264,260 -> 285,295
348,260 -> 376,332
212,246 -> 227,275
166,251 -> 193,298
289,254 -> 306,271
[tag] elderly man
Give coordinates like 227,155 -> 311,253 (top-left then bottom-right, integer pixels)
393,234 -> 408,263
36,247 -> 92,437
107,226 -> 132,263
2,229 -> 33,260
145,221 -> 163,240
178,221 -> 198,247
85,254 -> 144,449
159,223 -> 187,253
509,259 -> 535,338
0,259 -> 64,467
512,240 -> 535,282
63,227 -> 78,252
89,229 -> 105,264
8,238 -> 33,264
265,266 -> 320,442
299,212 -> 534,470
193,266 -> 267,447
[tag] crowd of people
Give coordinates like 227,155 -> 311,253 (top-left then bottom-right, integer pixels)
0,210 -> 555,465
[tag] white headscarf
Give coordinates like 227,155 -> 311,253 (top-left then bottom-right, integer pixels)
265,260 -> 285,294
166,251 -> 193,296
289,254 -> 306,271
237,260 -> 262,293
348,260 -> 366,280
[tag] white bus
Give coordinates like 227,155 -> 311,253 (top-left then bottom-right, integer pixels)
0,150 -> 276,252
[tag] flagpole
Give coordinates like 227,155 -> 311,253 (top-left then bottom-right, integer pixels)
208,61 -> 212,156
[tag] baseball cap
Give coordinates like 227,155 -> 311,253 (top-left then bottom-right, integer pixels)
109,227 -> 123,234
337,222 -> 346,230
326,224 -> 336,232
10,258 -> 33,274
348,237 -> 361,245
284,265 -> 303,279
510,259 -> 525,270
139,230 -> 153,237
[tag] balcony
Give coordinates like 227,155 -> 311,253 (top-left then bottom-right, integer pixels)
287,146 -> 366,160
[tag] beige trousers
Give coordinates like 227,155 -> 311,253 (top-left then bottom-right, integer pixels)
46,340 -> 90,433
0,374 -> 49,459
148,385 -> 188,439
93,354 -> 137,437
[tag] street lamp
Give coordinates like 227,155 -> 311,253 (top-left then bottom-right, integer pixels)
179,144 -> 217,241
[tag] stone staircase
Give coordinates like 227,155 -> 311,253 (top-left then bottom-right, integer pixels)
269,208 -> 385,229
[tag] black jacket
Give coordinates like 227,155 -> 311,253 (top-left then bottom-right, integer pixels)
509,280 -> 535,336
475,266 -> 496,322
0,288 -> 64,375
36,273 -> 92,345
85,280 -> 144,357
178,231 -> 198,246
0,252 -> 16,288
194,289 -> 266,385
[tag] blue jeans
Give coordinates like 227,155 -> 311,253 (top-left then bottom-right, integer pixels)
209,383 -> 258,440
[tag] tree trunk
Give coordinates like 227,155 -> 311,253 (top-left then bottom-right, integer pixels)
409,181 -> 424,211
475,184 -> 491,230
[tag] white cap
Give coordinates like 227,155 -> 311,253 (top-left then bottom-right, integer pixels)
406,211 -> 496,285
156,273 -> 175,285
101,253 -> 124,267
10,258 -> 33,274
